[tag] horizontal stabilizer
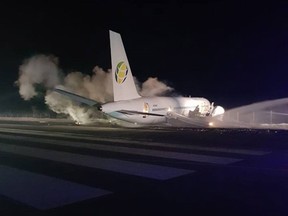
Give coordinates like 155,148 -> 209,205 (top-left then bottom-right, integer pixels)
54,88 -> 100,107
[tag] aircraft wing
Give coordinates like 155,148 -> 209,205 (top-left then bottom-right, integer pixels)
54,88 -> 101,107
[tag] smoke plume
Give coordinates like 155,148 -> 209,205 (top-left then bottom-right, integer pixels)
15,54 -> 173,124
16,55 -> 61,100
61,66 -> 113,103
140,77 -> 173,97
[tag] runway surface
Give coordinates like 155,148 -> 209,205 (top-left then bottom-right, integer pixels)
0,119 -> 288,215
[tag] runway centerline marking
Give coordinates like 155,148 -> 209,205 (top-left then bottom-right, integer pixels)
0,143 -> 194,180
0,165 -> 112,210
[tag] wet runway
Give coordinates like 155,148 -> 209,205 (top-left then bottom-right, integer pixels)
1,119 -> 288,215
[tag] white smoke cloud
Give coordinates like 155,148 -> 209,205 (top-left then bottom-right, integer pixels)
62,66 -> 113,103
15,54 -> 174,124
16,55 -> 62,100
45,91 -> 103,124
140,77 -> 173,97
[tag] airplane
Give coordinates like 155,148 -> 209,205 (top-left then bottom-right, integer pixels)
54,30 -> 225,127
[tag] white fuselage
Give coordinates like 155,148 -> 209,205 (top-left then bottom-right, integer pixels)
102,97 -> 210,124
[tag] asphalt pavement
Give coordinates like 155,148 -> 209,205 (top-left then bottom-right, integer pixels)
0,119 -> 288,216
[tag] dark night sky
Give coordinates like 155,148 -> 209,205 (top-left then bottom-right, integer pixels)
0,1 -> 288,112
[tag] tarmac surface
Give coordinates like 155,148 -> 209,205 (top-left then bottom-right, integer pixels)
1,118 -> 288,215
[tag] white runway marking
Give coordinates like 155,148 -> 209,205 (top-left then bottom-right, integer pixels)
0,143 -> 194,180
0,133 -> 242,164
0,165 -> 111,210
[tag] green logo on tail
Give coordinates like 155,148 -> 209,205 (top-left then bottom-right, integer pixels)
115,61 -> 128,84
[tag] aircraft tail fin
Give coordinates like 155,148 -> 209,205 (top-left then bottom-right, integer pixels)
109,30 -> 141,101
